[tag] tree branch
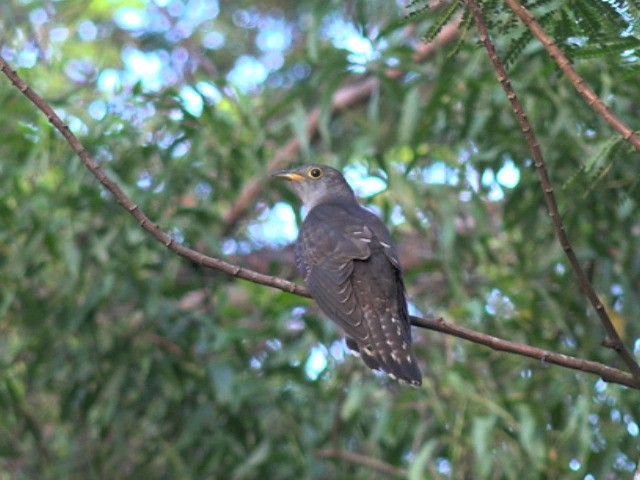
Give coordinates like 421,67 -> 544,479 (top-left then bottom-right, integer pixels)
1,53 -> 638,390
503,0 -> 640,152
412,316 -> 638,389
465,0 -> 640,382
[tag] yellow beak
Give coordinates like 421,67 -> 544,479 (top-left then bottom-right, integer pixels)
271,170 -> 306,182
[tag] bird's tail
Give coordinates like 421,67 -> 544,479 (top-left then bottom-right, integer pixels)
346,336 -> 422,386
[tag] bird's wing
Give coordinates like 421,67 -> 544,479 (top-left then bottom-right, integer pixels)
296,204 -> 376,342
357,208 -> 403,269
349,239 -> 420,384
296,203 -> 421,384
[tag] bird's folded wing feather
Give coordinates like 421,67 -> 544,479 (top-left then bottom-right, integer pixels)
296,204 -> 397,342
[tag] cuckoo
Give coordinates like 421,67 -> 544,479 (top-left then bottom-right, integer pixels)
273,164 -> 422,385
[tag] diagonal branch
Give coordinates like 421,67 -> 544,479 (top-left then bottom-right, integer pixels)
503,0 -> 640,151
1,55 -> 638,390
465,0 -> 640,382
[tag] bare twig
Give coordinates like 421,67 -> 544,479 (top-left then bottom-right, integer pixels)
315,449 -> 406,478
465,0 -> 640,382
221,19 -> 462,234
503,0 -> 640,151
1,54 -> 638,390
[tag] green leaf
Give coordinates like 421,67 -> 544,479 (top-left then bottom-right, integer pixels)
398,86 -> 421,145
408,440 -> 437,480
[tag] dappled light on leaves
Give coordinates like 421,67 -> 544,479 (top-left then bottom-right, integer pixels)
1,0 -> 640,478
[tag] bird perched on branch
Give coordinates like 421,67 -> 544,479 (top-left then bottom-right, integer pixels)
273,164 -> 422,386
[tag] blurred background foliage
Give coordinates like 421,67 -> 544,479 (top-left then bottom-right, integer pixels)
1,0 -> 640,478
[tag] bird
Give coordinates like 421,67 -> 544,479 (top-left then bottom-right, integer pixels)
272,164 -> 422,385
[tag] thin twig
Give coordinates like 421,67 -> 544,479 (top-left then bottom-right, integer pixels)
503,0 -> 640,151
465,0 -> 640,382
315,449 -> 406,478
1,54 -> 638,389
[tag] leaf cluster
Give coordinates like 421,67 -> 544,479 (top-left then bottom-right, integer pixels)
1,0 -> 639,478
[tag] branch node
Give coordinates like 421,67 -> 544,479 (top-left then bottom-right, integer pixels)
601,337 -> 621,351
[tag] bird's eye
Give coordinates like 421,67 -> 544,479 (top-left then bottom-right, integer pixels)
309,167 -> 323,179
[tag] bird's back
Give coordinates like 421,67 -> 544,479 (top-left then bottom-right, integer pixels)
296,201 -> 422,385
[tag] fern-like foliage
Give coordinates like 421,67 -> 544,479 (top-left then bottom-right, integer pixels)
563,135 -> 624,190
424,1 -> 463,42
563,135 -> 640,206
522,1 -> 638,65
405,0 -> 639,207
448,5 -> 474,57
407,0 -> 463,42
410,0 -> 639,69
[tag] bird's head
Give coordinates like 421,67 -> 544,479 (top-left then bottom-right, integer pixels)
271,164 -> 355,210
